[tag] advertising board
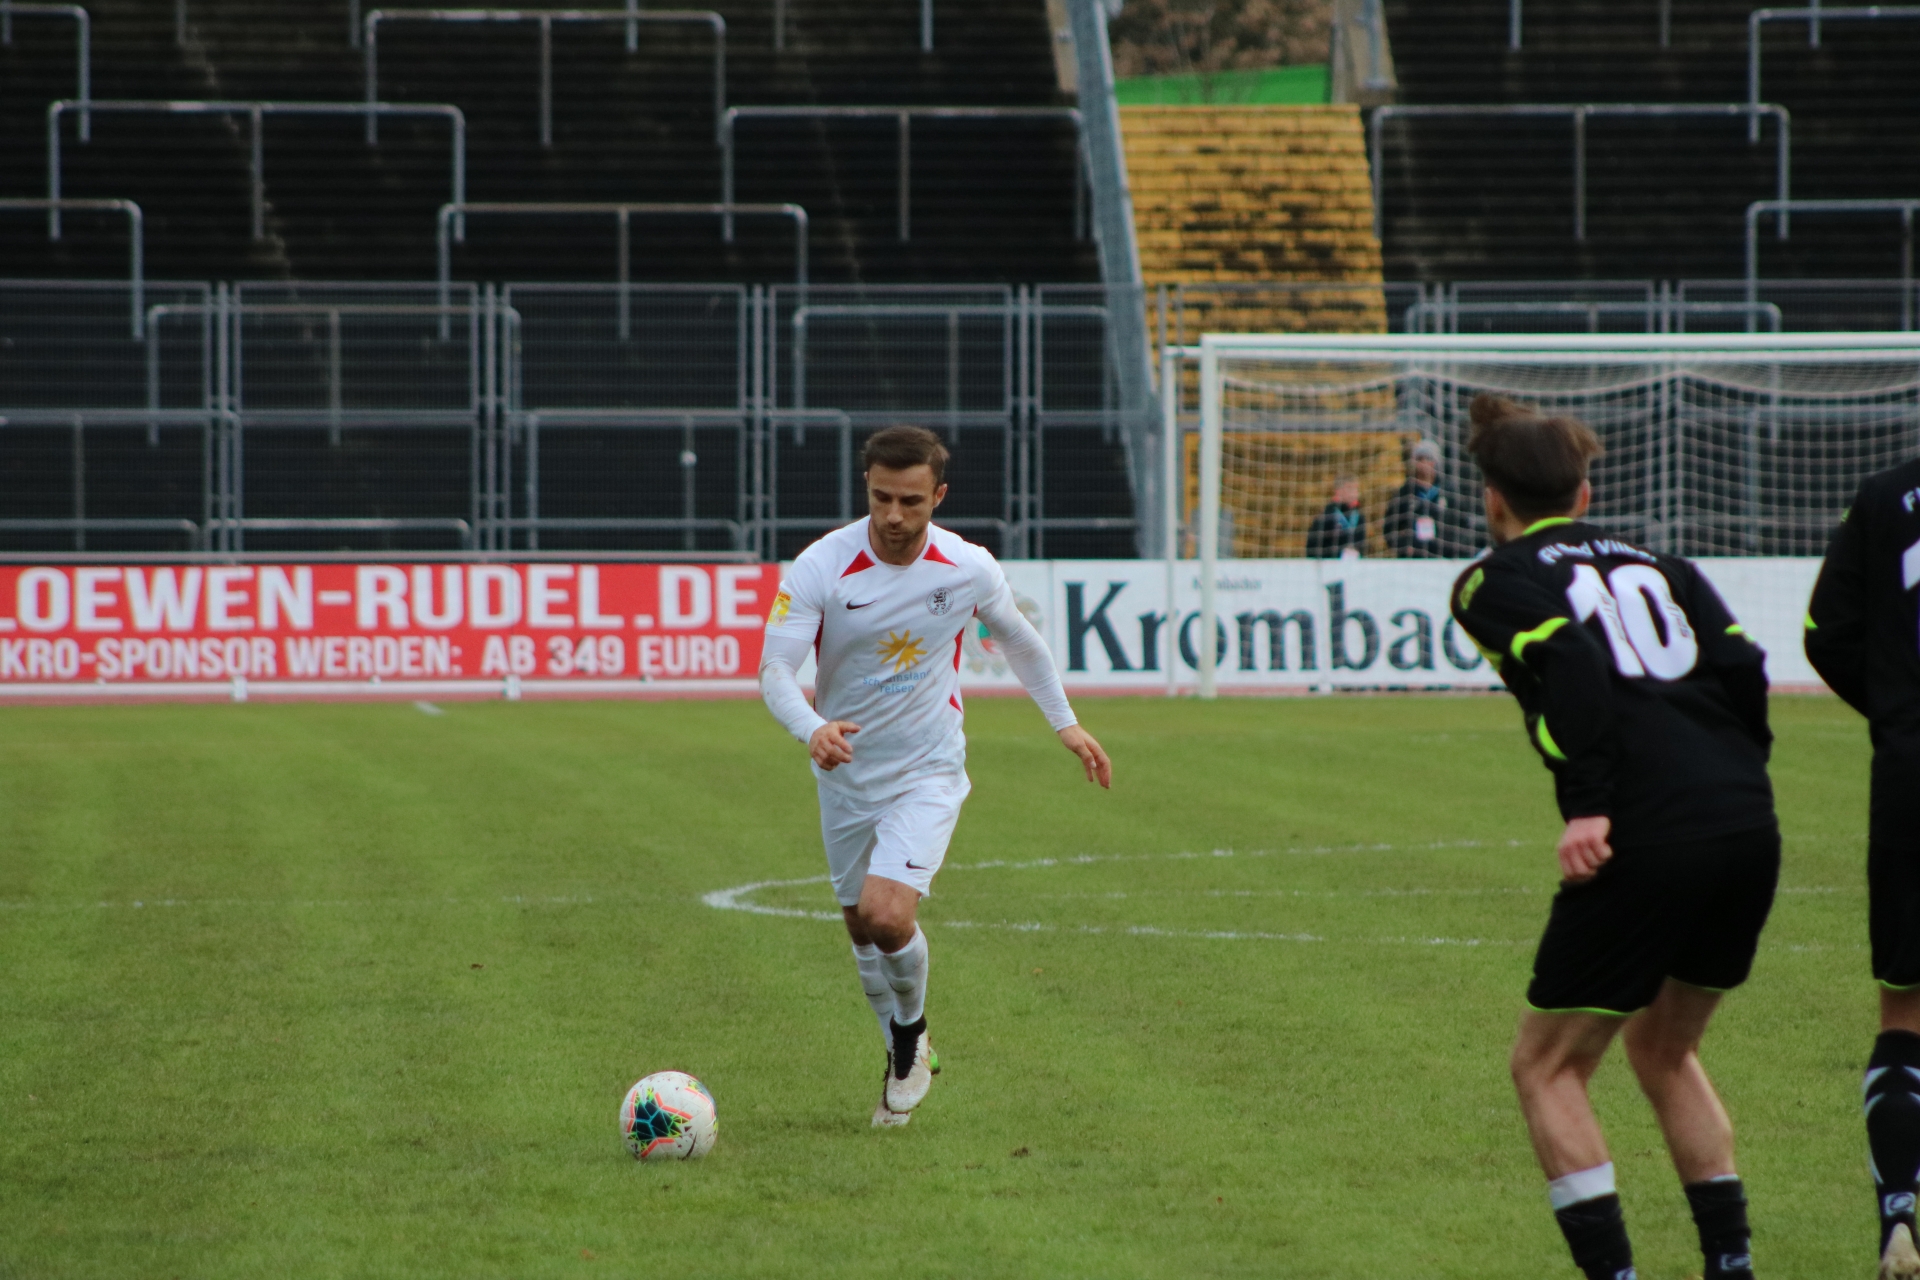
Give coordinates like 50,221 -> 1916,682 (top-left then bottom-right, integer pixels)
979,559 -> 1824,693
0,562 -> 775,699
0,556 -> 1826,699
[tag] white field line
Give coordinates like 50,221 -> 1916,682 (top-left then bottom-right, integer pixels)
0,849 -> 1839,930
1033,885 -> 1840,901
0,894 -> 605,911
698,843 -> 1848,949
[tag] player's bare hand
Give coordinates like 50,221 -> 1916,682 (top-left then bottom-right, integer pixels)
1058,725 -> 1111,789
809,720 -> 860,770
1557,815 -> 1613,883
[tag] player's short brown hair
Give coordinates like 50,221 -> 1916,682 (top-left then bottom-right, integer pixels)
1465,393 -> 1603,520
863,425 -> 949,485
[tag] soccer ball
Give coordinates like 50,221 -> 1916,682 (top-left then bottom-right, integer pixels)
621,1071 -> 718,1161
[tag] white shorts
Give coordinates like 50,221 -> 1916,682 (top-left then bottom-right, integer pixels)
817,770 -> 972,906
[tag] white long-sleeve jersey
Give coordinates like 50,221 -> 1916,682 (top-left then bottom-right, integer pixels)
760,519 -> 1077,797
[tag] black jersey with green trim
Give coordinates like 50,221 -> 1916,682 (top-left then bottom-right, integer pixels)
1449,518 -> 1773,846
1806,458 -> 1920,743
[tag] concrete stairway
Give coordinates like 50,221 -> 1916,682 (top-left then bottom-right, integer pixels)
1121,104 -> 1387,336
0,0 -> 1098,285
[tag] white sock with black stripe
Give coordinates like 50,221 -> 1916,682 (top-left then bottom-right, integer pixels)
880,927 -> 929,1027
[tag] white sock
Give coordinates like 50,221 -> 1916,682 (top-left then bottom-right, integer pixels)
1547,1161 -> 1617,1210
851,942 -> 894,1043
879,927 -> 929,1026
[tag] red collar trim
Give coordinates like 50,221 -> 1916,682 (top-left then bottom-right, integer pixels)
922,540 -> 957,567
840,550 -> 875,577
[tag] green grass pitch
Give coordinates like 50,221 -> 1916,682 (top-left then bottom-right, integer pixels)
0,695 -> 1877,1278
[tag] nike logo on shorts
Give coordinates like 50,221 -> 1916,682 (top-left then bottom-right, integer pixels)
847,599 -> 878,609
905,859 -> 929,870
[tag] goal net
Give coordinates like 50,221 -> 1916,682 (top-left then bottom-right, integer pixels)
1167,332 -> 1920,693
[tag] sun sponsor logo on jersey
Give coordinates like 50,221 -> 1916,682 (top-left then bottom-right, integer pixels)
768,590 -> 791,626
876,630 -> 927,672
865,630 -> 932,693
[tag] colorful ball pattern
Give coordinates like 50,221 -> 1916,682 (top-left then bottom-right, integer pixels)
622,1071 -> 718,1161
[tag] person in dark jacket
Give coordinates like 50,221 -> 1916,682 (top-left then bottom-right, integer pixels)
1304,474 -> 1366,559
1452,393 -> 1774,1280
1384,439 -> 1460,558
1805,458 -> 1920,1280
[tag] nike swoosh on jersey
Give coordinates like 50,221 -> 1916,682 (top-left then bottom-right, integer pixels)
846,599 -> 879,609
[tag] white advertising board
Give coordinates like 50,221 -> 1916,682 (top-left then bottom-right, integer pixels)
957,558 -> 1827,694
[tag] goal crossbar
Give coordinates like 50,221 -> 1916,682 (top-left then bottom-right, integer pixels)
1197,331 -> 1920,361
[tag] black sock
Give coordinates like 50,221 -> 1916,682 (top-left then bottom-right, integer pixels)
1684,1178 -> 1753,1278
1553,1193 -> 1636,1280
1867,1030 -> 1920,1252
889,1015 -> 926,1080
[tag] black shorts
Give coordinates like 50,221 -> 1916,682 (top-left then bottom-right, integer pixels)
1871,750 -> 1920,986
1527,824 -> 1781,1016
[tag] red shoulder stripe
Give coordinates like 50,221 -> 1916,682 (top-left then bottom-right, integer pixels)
840,550 -> 875,577
922,542 -> 957,567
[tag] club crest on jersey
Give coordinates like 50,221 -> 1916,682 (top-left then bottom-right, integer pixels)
926,587 -> 953,616
876,630 -> 928,673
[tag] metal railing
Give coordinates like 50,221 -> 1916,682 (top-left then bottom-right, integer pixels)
1369,103 -> 1791,242
1067,0 -> 1155,555
774,0 -> 933,52
0,405 -> 216,552
1745,199 -> 1920,327
435,202 -> 808,335
25,277 -> 1920,560
135,292 -> 504,552
352,0 -> 658,46
146,298 -> 481,445
1749,7 -> 1920,139
788,303 -> 1011,423
231,517 -> 475,548
0,517 -> 203,553
46,100 -> 466,242
363,8 -> 726,147
0,198 -> 141,335
720,105 -> 1084,242
1510,0 -> 1672,48
512,408 -> 752,551
1,2 -> 89,137
1405,298 -> 1784,333
1355,0 -> 1392,88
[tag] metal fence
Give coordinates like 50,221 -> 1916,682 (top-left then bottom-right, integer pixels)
1,279 -> 1146,560
10,276 -> 1920,560
1368,103 -> 1792,243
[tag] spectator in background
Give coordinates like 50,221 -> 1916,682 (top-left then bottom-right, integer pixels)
1306,474 -> 1367,559
1384,439 -> 1456,558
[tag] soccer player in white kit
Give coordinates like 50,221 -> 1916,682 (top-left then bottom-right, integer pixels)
760,426 -> 1112,1127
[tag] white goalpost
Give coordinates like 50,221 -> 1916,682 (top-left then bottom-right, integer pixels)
1174,331 -> 1920,698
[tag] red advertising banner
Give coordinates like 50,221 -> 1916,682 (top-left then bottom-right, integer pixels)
0,563 -> 774,699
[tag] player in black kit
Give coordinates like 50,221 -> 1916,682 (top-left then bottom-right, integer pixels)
1451,394 -> 1777,1280
1806,458 -> 1920,1280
